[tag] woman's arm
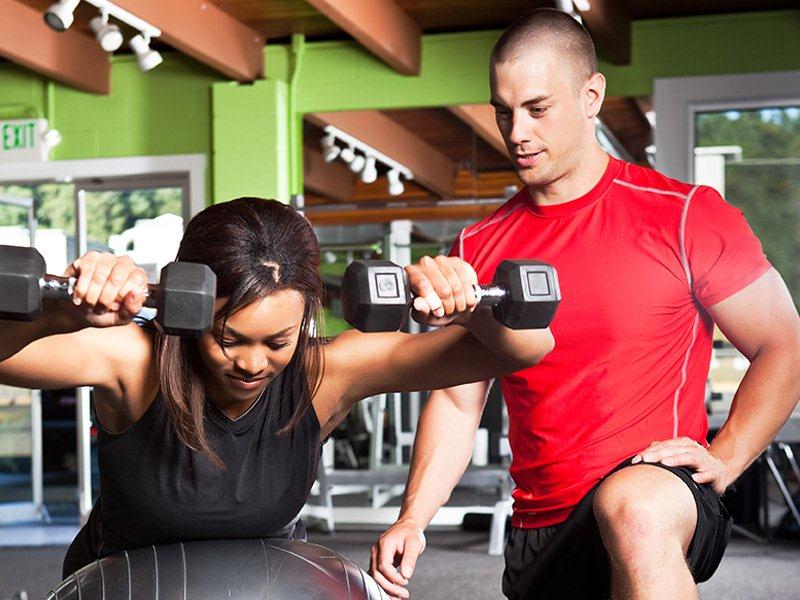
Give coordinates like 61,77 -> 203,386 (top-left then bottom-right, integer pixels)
313,256 -> 554,434
0,251 -> 152,397
327,319 -> 551,400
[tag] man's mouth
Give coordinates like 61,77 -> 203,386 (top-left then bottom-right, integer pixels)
514,150 -> 544,169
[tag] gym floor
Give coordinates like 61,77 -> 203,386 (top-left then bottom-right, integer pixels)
1,528 -> 798,600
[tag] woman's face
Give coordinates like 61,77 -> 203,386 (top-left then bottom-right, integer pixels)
197,289 -> 307,405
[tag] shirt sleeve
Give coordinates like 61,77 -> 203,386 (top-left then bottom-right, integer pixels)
684,185 -> 772,309
448,230 -> 465,259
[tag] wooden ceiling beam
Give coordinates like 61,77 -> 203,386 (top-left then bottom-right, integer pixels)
305,202 -> 504,226
304,147 -> 356,202
576,0 -> 631,65
0,0 -> 109,94
448,104 -> 508,157
349,169 -> 520,203
113,0 -> 264,80
304,0 -> 421,75
307,111 -> 456,198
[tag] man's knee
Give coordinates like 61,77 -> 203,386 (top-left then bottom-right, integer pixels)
592,464 -> 697,556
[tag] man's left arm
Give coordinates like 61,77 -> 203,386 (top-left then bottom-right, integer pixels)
634,268 -> 800,494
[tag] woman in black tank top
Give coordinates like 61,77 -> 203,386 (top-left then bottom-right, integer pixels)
0,197 -> 554,578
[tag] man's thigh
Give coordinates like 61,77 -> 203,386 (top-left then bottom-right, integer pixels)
593,463 -> 698,556
502,460 -> 732,600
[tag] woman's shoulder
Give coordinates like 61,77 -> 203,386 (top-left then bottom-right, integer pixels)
92,322 -> 159,431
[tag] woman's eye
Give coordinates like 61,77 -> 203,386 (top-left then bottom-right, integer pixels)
268,342 -> 290,351
216,337 -> 238,348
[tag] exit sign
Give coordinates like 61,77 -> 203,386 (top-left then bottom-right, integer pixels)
0,119 -> 54,163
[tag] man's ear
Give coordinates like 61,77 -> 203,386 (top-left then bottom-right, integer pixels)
584,72 -> 606,119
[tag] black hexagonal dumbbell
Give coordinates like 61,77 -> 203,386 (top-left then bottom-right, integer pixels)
341,258 -> 560,332
0,244 -> 216,337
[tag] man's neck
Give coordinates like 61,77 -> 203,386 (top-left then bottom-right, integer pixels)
527,146 -> 610,207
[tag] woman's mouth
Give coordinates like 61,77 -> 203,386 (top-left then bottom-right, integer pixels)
225,375 -> 267,390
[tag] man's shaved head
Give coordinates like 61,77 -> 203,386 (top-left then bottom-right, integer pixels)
491,8 -> 597,89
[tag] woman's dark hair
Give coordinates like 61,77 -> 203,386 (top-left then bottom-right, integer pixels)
154,197 -> 325,467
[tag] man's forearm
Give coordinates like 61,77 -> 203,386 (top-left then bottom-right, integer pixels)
462,306 -> 554,367
399,383 -> 489,528
709,343 -> 800,481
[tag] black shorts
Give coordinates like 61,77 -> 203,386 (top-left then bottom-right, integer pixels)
502,459 -> 732,600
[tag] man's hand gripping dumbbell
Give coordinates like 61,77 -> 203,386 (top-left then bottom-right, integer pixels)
341,255 -> 560,332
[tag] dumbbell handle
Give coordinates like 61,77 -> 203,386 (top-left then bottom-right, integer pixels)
40,275 -> 160,309
472,284 -> 506,307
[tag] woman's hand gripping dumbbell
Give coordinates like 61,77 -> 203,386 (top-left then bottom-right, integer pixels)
341,255 -> 560,332
0,245 -> 216,337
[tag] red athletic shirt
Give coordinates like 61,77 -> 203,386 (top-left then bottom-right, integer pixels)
452,156 -> 771,528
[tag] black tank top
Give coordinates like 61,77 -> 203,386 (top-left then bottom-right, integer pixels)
80,354 -> 321,562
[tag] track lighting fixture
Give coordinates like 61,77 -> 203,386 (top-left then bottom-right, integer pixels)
44,0 -> 80,31
361,156 -> 378,184
130,33 -> 163,73
349,154 -> 366,173
321,125 -> 413,196
45,0 -> 164,73
321,134 -> 341,162
387,168 -> 405,196
90,12 -> 123,52
340,144 -> 356,164
323,145 -> 341,162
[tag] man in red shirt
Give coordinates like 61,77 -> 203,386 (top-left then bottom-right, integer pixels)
370,8 -> 800,600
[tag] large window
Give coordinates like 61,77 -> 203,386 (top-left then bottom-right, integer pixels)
695,106 -> 800,306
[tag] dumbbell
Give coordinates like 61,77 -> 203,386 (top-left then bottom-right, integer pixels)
341,259 -> 560,332
0,245 -> 216,337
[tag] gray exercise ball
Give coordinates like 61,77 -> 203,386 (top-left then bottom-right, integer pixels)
46,538 -> 387,599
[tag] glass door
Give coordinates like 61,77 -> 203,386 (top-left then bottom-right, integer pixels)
72,175 -> 188,520
0,183 -> 74,524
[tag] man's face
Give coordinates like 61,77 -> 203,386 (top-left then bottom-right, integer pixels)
491,47 -> 596,189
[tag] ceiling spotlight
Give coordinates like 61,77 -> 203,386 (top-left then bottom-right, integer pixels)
130,33 -> 163,72
44,0 -> 80,31
361,156 -> 378,184
349,154 -> 366,173
90,14 -> 123,52
321,134 -> 340,161
387,168 -> 404,196
340,144 -> 355,164
323,144 -> 340,162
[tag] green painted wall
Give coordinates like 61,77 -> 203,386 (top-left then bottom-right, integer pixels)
0,53 -> 223,202
212,80 -> 290,203
0,9 -> 798,205
604,10 -> 800,97
0,54 -> 222,158
291,9 -> 800,112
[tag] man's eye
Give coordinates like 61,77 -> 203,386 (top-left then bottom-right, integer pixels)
530,107 -> 547,116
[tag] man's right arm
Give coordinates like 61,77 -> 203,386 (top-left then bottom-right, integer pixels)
370,380 -> 491,599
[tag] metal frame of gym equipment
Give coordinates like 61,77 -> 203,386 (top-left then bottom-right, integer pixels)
302,219 -> 514,555
0,193 -> 49,525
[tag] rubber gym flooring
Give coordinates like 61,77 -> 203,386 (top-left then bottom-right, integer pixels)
1,529 -> 798,600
